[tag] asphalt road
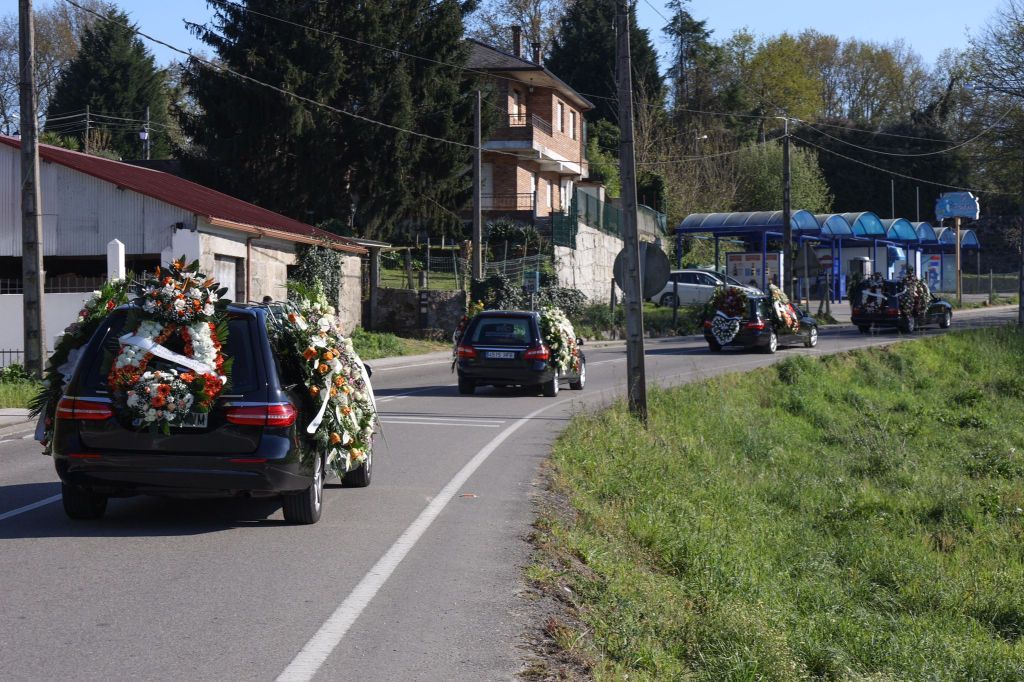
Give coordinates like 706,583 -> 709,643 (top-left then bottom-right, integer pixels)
0,307 -> 1016,681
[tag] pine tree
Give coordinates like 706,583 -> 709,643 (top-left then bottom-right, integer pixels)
45,9 -> 170,159
546,0 -> 663,125
183,0 -> 481,240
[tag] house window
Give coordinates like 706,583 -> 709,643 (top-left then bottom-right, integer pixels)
214,255 -> 245,302
569,111 -> 577,140
557,101 -> 564,133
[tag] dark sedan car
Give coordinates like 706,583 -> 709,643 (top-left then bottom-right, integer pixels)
851,282 -> 952,333
51,303 -> 369,524
455,311 -> 585,397
703,295 -> 818,353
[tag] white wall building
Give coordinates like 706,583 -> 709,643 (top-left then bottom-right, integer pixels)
0,136 -> 366,356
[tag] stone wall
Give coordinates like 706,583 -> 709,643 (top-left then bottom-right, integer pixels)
554,220 -> 622,302
373,288 -> 467,337
337,254 -> 363,334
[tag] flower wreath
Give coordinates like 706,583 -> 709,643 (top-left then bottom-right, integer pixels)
107,258 -> 230,433
857,273 -> 887,314
31,278 -> 133,452
452,300 -> 485,356
898,270 -> 930,319
540,306 -> 582,374
768,284 -> 800,332
270,282 -> 377,477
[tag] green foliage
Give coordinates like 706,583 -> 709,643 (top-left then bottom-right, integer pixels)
733,140 -> 833,213
547,0 -> 663,125
183,0 -> 481,240
470,272 -> 525,311
45,9 -> 171,159
636,170 -> 666,214
485,218 -> 543,257
348,327 -> 448,359
538,287 -> 586,318
289,245 -> 341,309
39,132 -> 80,151
585,135 -> 620,198
0,363 -> 31,383
536,327 -> 1024,679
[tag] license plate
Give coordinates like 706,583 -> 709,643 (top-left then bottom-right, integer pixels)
178,412 -> 208,428
486,351 -> 516,360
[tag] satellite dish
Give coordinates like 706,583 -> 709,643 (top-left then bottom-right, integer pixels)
614,242 -> 670,299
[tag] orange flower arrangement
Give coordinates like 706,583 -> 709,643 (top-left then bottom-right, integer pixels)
310,386 -> 320,396
151,395 -> 166,408
303,347 -> 318,361
318,363 -> 330,374
329,433 -> 342,445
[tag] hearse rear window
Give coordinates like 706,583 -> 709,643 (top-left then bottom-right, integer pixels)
469,318 -> 531,345
78,312 -> 260,395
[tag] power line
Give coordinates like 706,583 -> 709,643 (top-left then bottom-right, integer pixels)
58,0 -> 539,164
792,133 -> 1011,197
793,109 -> 1014,158
636,136 -> 781,166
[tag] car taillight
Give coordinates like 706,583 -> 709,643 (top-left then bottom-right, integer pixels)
456,344 -> 477,359
745,321 -> 766,330
524,345 -> 550,361
703,320 -> 712,328
56,397 -> 113,421
886,308 -> 900,317
226,403 -> 298,427
852,306 -> 862,314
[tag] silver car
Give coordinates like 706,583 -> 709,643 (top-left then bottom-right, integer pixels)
649,269 -> 762,307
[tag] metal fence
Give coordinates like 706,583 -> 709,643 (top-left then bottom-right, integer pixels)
0,275 -> 107,294
962,272 -> 1019,295
0,349 -> 24,368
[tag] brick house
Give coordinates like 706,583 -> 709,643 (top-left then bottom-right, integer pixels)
467,30 -> 593,227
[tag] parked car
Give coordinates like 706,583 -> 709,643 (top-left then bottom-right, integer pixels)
850,280 -> 953,333
51,303 -> 370,524
649,269 -> 762,307
455,310 -> 585,396
703,295 -> 818,353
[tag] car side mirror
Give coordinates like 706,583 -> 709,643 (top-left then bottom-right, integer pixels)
576,338 -> 584,346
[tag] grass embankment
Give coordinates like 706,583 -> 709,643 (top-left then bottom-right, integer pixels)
532,327 -> 1024,680
572,302 -> 703,340
349,327 -> 449,360
0,381 -> 39,409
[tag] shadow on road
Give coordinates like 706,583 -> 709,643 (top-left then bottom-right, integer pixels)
0,483 -> 288,539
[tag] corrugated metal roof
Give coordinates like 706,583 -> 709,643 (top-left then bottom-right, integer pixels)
0,136 -> 365,254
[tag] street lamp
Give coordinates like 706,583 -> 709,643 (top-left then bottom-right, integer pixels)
138,125 -> 149,160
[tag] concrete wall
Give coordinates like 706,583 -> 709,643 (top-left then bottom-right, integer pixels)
372,288 -> 466,337
337,254 -> 362,334
0,292 -> 92,355
554,220 -> 622,302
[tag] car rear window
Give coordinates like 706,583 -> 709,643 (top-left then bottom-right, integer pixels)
77,311 -> 260,395
469,317 -> 532,345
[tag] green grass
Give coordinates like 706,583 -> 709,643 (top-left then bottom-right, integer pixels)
533,327 -> 1024,680
349,327 -> 449,360
379,267 -> 464,291
951,295 -> 1019,310
571,302 -> 704,340
0,381 -> 41,409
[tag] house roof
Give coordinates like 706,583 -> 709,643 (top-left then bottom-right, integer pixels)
466,39 -> 594,112
0,136 -> 365,254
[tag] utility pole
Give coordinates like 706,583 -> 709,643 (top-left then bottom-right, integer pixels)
782,118 -> 792,299
616,0 -> 647,424
84,104 -> 90,154
143,105 -> 150,160
955,215 -> 962,306
19,0 -> 45,378
471,90 -> 482,281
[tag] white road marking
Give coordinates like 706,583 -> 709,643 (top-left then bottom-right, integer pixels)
376,385 -> 455,404
0,494 -> 60,522
381,415 -> 505,424
275,400 -> 566,682
375,360 -> 452,372
382,420 -> 502,428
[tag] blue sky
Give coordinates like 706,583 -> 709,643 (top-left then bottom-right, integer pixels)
19,0 -> 1006,68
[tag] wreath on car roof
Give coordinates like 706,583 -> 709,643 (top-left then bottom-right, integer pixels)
106,257 -> 231,434
706,286 -> 749,346
539,306 -> 581,374
768,284 -> 801,332
897,270 -> 930,319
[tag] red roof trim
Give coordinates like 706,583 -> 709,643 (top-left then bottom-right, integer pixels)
0,136 -> 366,254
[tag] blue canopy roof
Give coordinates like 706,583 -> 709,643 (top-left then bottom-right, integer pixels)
961,229 -> 980,249
814,214 -> 854,236
880,218 -> 918,242
936,227 -> 957,245
840,212 -> 886,237
677,210 -> 820,234
913,222 -> 937,243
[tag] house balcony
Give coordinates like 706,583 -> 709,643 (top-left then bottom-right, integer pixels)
486,114 -> 588,177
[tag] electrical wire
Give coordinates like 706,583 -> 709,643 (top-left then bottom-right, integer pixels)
58,0 -> 541,164
636,135 -> 782,165
792,133 -> 1012,197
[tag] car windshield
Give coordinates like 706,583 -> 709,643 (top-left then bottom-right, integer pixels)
724,275 -> 745,287
469,317 -> 531,345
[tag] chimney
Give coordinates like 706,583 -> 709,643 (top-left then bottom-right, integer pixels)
511,26 -> 522,58
532,41 -> 542,65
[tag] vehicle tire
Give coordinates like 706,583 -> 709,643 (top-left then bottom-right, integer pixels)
804,326 -> 818,348
61,482 -> 107,520
282,453 -> 324,524
763,330 -> 778,354
707,339 -> 722,352
457,376 -> 475,395
939,311 -> 952,329
659,293 -> 678,307
901,316 -> 917,334
569,361 -> 586,390
857,325 -> 871,334
342,447 -> 372,488
542,369 -> 559,397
